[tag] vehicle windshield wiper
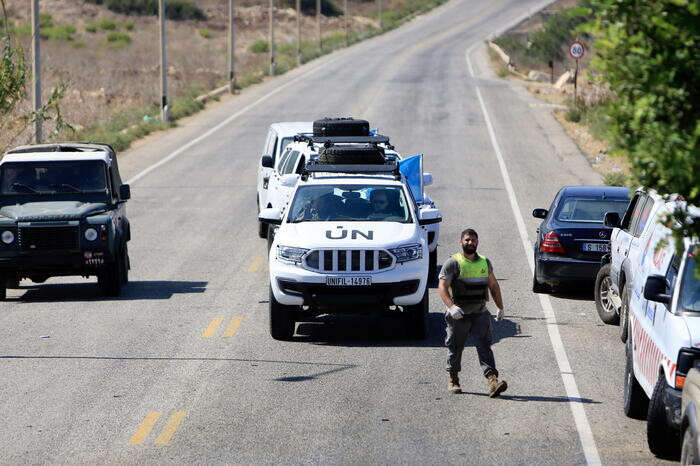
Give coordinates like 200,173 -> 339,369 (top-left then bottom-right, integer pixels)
51,183 -> 82,193
11,182 -> 39,193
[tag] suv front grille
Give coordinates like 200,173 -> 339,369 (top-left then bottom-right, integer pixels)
19,226 -> 80,251
305,249 -> 394,273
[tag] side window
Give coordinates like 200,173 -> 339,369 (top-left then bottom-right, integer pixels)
105,166 -> 116,202
665,255 -> 681,308
627,195 -> 648,233
634,197 -> 653,237
621,194 -> 641,230
281,151 -> 300,175
270,136 -> 279,162
109,166 -> 120,199
276,150 -> 292,175
294,155 -> 306,175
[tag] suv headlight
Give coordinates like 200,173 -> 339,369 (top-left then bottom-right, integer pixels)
84,228 -> 98,241
277,245 -> 309,264
1,230 -> 15,244
390,244 -> 422,263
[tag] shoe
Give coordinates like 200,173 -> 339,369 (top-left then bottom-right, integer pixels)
487,374 -> 507,398
448,371 -> 461,394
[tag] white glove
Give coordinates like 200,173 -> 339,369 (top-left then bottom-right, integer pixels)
495,308 -> 505,322
448,305 -> 464,320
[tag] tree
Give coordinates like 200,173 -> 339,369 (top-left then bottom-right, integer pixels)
584,0 -> 699,244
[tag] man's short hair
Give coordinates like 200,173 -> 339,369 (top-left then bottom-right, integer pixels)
461,228 -> 478,239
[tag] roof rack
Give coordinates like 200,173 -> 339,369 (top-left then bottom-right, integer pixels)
302,159 -> 401,180
293,133 -> 391,146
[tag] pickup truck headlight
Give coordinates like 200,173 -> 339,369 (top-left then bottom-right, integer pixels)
277,245 -> 309,264
1,230 -> 15,244
390,244 -> 422,263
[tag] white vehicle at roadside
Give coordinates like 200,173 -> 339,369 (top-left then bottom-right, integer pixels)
257,122 -> 312,238
259,156 -> 442,341
621,201 -> 699,458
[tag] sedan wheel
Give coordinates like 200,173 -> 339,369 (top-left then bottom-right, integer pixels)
595,264 -> 619,325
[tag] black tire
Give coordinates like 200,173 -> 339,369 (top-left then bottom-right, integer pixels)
6,276 -> 19,289
0,277 -> 6,301
647,374 -> 680,458
681,425 -> 697,465
267,225 -> 276,252
313,117 -> 369,137
624,332 -> 648,419
595,264 -> 619,325
532,265 -> 551,294
317,145 -> 385,165
98,244 -> 123,297
429,248 -> 437,284
406,289 -> 429,339
120,243 -> 130,286
257,197 -> 268,239
269,287 -> 295,340
620,285 -> 630,343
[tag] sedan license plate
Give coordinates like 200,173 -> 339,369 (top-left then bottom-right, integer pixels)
581,242 -> 610,253
326,276 -> 371,286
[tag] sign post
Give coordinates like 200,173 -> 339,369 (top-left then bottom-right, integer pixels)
568,40 -> 585,104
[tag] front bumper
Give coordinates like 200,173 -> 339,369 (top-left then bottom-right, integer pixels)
0,249 -> 113,277
270,257 -> 427,307
536,255 -> 601,285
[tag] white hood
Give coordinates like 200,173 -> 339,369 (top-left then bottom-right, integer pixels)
278,221 -> 421,249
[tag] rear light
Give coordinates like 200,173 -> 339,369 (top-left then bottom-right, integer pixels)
540,231 -> 566,254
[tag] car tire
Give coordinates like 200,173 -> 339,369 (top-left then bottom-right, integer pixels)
98,244 -> 124,297
269,287 -> 295,340
429,248 -> 437,284
681,425 -> 697,465
6,276 -> 20,289
532,265 -> 551,294
623,332 -> 648,419
257,198 -> 268,239
317,146 -> 385,165
595,264 -> 619,325
0,277 -> 6,301
620,285 -> 630,343
406,290 -> 429,339
267,225 -> 276,252
647,373 -> 680,458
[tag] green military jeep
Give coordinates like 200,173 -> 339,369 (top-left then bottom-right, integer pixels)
0,143 -> 131,299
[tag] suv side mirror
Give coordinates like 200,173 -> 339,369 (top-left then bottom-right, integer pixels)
259,207 -> 282,225
604,211 -> 621,228
532,208 -> 548,219
119,184 -> 131,200
644,275 -> 671,304
261,155 -> 274,169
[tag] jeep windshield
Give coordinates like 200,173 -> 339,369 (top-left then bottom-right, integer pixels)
680,246 -> 699,312
0,161 -> 108,195
288,185 -> 412,223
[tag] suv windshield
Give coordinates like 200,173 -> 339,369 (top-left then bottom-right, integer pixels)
555,197 -> 630,223
288,185 -> 412,223
0,161 -> 107,195
680,246 -> 699,312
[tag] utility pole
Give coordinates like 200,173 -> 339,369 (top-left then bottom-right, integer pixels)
269,0 -> 275,76
228,0 -> 236,93
159,0 -> 169,121
344,0 -> 348,46
378,0 -> 382,31
296,0 -> 301,66
316,0 -> 321,52
31,0 -> 42,143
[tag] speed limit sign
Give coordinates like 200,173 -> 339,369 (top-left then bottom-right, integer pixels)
569,41 -> 585,59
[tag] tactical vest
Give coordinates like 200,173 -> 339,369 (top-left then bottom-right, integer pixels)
450,253 -> 489,307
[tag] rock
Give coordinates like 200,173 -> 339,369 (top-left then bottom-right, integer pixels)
554,70 -> 573,89
528,70 -> 550,82
488,41 -> 511,65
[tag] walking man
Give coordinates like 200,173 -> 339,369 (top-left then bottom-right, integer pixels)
438,228 -> 508,397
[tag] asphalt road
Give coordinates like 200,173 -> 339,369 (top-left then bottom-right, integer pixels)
0,0 -> 673,464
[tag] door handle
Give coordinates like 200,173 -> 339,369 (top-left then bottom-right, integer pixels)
263,176 -> 269,189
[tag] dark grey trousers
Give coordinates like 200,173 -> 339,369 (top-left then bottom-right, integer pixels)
445,310 -> 497,377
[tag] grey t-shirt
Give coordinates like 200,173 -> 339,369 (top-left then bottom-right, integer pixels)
439,255 -> 493,314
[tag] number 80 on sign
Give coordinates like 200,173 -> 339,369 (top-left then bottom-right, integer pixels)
569,41 -> 585,59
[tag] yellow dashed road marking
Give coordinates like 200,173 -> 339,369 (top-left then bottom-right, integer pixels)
246,256 -> 264,272
222,317 -> 244,337
201,318 -> 224,338
129,412 -> 161,445
154,411 -> 188,446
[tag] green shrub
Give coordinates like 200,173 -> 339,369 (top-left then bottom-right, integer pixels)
97,18 -> 118,30
565,107 -> 581,122
123,20 -> 134,30
41,25 -> 77,41
106,31 -> 132,47
39,13 -> 53,28
12,24 -> 31,36
170,96 -> 204,120
249,40 -> 269,54
198,28 -> 212,39
84,0 -> 206,21
85,23 -> 98,33
603,171 -> 628,187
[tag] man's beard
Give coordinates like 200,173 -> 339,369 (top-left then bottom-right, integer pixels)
462,244 -> 477,254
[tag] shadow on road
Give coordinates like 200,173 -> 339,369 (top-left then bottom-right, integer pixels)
459,391 -> 601,404
548,282 -> 595,302
294,313 -> 527,348
10,280 -> 208,302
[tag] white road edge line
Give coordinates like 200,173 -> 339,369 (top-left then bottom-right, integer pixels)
125,54 -> 343,185
465,46 -> 602,466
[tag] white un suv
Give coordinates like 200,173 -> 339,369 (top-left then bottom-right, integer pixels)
259,145 -> 441,341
